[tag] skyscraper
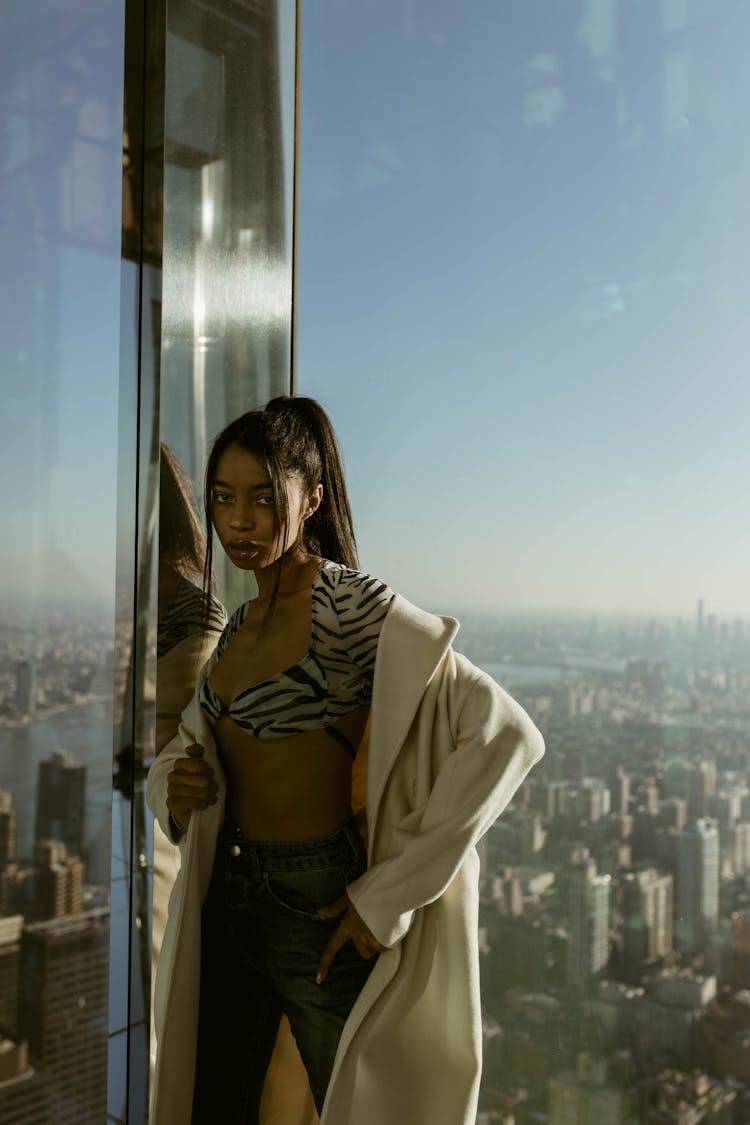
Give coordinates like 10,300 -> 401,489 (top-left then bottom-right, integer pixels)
621,868 -> 673,978
15,660 -> 37,718
0,791 -> 15,863
19,909 -> 108,1125
688,760 -> 716,821
0,916 -> 51,1123
0,915 -> 22,1037
0,1041 -> 51,1125
566,860 -> 611,991
34,753 -> 86,863
34,841 -> 85,920
676,819 -> 720,953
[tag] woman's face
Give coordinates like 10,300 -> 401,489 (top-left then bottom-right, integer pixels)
211,444 -> 320,570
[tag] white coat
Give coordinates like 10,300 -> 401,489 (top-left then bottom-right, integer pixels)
147,593 -> 545,1125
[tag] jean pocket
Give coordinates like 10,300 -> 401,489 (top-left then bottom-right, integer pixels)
263,864 -> 350,923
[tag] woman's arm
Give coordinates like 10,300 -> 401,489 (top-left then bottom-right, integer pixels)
344,666 -> 544,949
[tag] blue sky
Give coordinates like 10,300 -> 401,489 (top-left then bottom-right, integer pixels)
296,1 -> 750,615
2,1 -> 748,620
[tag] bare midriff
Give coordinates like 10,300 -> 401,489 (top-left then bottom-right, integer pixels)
215,704 -> 370,841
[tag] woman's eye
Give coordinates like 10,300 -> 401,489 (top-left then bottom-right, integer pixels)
256,495 -> 274,507
213,492 -> 233,504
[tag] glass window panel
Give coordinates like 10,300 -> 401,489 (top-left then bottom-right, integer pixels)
298,2 -> 750,1120
147,3 -> 297,1122
0,3 -> 125,1123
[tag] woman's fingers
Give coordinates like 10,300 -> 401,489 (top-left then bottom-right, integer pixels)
166,745 -> 218,817
316,894 -> 349,919
316,902 -> 386,983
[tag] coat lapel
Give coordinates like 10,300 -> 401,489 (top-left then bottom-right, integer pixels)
365,594 -> 458,845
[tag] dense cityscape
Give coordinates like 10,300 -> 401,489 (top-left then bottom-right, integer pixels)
454,604 -> 750,1124
0,600 -> 749,1121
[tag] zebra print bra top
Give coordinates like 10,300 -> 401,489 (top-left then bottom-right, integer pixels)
199,560 -> 394,743
157,576 -> 227,659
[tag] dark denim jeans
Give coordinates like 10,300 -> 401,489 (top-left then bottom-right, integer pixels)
191,817 -> 373,1123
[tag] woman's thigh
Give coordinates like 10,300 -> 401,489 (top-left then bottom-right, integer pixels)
242,836 -> 374,1112
206,820 -> 375,1116
191,868 -> 281,1124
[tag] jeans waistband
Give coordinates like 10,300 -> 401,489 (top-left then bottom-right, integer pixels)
217,814 -> 363,875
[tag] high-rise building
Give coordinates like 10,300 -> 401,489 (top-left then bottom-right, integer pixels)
566,860 -> 610,991
688,760 -> 716,821
19,909 -> 108,1125
676,819 -> 720,952
0,915 -> 23,1038
659,796 -> 688,832
34,841 -> 85,920
549,1052 -> 637,1124
15,660 -> 37,718
0,1039 -> 51,1125
731,913 -> 750,990
574,778 -> 611,824
729,822 -> 750,877
0,791 -> 16,863
35,752 -> 86,863
610,767 -> 630,817
621,868 -> 673,977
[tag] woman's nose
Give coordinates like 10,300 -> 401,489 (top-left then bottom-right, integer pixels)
230,504 -> 254,529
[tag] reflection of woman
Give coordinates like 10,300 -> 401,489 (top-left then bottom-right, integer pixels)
157,443 -> 227,710
148,397 -> 545,1125
152,445 -> 226,1073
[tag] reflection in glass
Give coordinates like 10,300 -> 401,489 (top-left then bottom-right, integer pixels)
160,1 -> 296,617
148,1 -> 297,1120
0,1 -> 125,1122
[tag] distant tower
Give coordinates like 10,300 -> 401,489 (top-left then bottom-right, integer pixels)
0,914 -> 23,1038
0,791 -> 16,863
688,760 -> 716,821
34,841 -> 84,920
731,913 -> 750,989
676,819 -> 719,952
621,868 -> 673,978
611,767 -> 631,817
19,910 -> 108,1125
15,660 -> 37,718
697,597 -> 704,634
566,860 -> 610,991
35,753 -> 86,861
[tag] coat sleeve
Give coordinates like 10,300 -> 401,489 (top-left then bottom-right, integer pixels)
147,655 -> 223,845
345,666 -> 544,948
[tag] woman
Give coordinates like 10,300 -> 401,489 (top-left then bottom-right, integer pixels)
147,397 -> 545,1125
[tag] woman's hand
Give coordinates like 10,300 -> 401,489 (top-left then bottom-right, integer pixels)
166,744 -> 218,835
316,894 -> 386,983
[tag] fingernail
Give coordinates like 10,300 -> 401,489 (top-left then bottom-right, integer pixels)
316,972 -> 323,984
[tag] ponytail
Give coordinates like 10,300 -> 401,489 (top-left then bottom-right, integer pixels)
263,397 -> 359,569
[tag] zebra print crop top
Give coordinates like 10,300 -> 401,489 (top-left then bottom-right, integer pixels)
199,560 -> 394,740
157,576 -> 227,659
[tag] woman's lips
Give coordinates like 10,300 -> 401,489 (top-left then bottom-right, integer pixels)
228,541 -> 261,559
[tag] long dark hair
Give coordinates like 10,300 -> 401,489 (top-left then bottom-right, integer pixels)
159,442 -> 206,582
202,397 -> 358,601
